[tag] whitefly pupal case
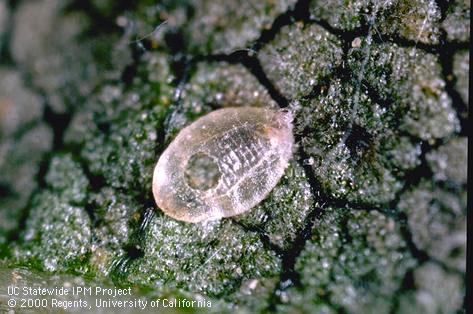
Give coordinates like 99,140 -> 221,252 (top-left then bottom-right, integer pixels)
152,107 -> 294,223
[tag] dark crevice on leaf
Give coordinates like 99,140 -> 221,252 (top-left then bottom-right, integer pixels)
266,139 -> 328,311
192,50 -> 290,108
388,268 -> 416,314
231,220 -> 285,257
42,104 -> 73,151
65,0 -> 127,37
251,0 -> 310,52
120,42 -> 146,87
434,0 -> 453,22
436,31 -> 469,132
0,0 -> 15,66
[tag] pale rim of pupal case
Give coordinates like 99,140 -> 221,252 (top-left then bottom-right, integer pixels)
152,106 -> 294,223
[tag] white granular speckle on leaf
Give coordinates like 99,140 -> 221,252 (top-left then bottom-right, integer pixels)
259,22 -> 343,100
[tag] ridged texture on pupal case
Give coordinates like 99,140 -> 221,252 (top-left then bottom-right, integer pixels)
153,107 -> 294,223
